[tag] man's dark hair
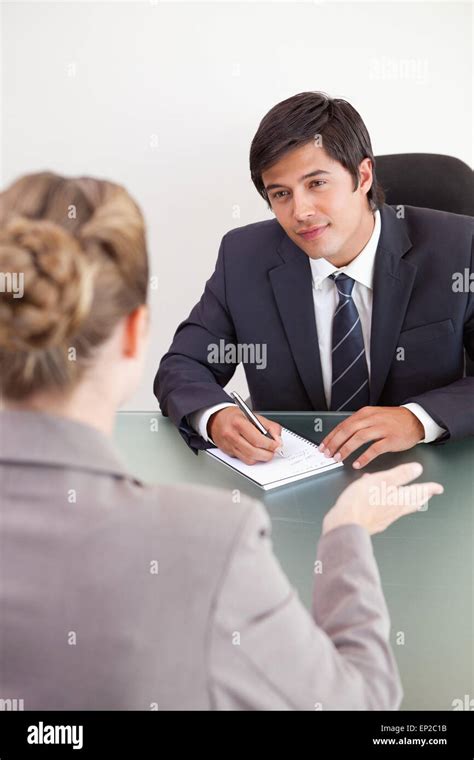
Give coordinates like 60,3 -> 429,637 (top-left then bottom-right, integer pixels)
250,91 -> 385,212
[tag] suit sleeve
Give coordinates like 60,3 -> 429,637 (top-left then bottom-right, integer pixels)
403,233 -> 474,443
208,500 -> 402,711
154,234 -> 239,452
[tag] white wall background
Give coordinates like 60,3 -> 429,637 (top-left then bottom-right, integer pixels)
1,0 -> 472,410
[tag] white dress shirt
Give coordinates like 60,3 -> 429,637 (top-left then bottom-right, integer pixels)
189,210 -> 446,444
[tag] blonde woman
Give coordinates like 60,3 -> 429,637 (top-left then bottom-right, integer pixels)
0,172 -> 443,710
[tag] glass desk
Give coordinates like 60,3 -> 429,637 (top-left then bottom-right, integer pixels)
114,411 -> 474,710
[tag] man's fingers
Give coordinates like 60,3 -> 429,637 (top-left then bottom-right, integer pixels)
234,433 -> 276,464
224,413 -> 282,463
256,416 -> 283,445
264,420 -> 283,442
235,418 -> 279,451
351,437 -> 388,468
319,420 -> 347,451
321,413 -> 374,455
330,428 -> 382,463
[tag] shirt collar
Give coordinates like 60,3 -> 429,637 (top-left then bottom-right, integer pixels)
0,409 -> 139,482
309,209 -> 381,289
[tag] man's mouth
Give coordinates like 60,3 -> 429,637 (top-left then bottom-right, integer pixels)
297,224 -> 329,241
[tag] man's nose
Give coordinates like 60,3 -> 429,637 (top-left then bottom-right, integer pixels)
293,191 -> 315,221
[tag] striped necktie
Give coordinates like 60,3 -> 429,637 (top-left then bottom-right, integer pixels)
329,272 -> 370,411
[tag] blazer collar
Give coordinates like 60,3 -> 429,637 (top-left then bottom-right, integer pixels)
369,204 -> 416,402
0,409 -> 137,481
270,226 -> 327,409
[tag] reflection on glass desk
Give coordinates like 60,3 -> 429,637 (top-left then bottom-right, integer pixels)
114,411 -> 474,711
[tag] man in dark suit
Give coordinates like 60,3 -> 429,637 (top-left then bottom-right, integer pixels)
155,92 -> 474,468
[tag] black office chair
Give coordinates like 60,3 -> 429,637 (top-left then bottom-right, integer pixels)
375,153 -> 474,376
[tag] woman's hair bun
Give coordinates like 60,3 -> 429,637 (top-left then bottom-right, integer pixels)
0,216 -> 95,352
0,170 -> 148,401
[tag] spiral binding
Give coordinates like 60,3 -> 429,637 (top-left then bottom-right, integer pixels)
283,427 -> 320,449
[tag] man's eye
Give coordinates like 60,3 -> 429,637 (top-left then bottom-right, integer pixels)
272,181 -> 325,199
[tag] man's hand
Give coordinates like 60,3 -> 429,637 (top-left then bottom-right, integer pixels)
322,462 -> 443,536
208,406 -> 282,465
319,406 -> 425,469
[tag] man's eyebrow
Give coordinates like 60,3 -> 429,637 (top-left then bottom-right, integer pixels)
264,169 -> 331,192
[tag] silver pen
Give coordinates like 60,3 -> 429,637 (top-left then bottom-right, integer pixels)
230,391 -> 284,457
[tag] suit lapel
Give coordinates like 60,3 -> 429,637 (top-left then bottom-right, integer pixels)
269,231 -> 327,410
369,205 -> 417,403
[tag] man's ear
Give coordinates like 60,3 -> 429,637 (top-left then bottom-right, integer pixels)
122,305 -> 149,358
358,157 -> 373,197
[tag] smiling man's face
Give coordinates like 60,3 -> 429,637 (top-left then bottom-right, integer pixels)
262,141 -> 376,268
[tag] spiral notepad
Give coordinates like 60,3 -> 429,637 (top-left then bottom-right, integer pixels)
205,426 -> 343,490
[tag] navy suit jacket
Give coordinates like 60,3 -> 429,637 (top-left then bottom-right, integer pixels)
155,204 -> 474,453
